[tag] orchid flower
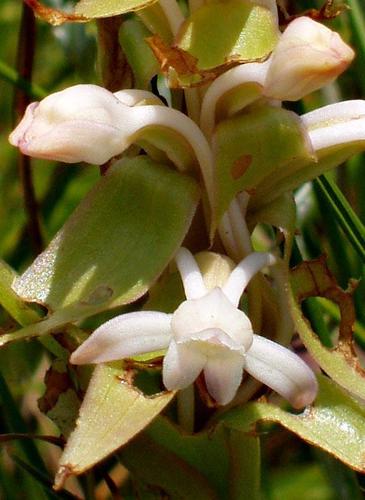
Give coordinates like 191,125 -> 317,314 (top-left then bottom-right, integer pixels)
71,248 -> 318,407
9,84 -> 214,198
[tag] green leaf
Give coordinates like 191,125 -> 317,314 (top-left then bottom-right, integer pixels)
214,106 -> 313,223
267,463 -> 333,500
314,175 -> 365,263
315,450 -> 363,500
1,157 -> 199,345
142,417 -> 229,498
75,0 -> 158,18
120,429 -> 219,499
54,364 -> 175,489
222,375 -> 365,472
177,1 -> 278,70
0,260 -> 40,326
226,430 -> 261,500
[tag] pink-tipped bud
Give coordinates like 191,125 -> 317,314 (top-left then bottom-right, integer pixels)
9,84 -> 134,165
264,16 -> 355,101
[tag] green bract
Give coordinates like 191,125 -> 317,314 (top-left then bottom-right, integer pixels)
177,1 -> 279,70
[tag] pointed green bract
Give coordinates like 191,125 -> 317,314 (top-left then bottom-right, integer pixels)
54,364 -> 175,488
254,145 -> 365,209
75,0 -> 158,18
222,375 -> 365,472
13,157 -> 199,311
177,1 -> 278,70
0,158 -> 199,345
214,106 -> 313,224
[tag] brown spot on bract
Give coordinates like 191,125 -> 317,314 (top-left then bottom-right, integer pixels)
231,155 -> 253,180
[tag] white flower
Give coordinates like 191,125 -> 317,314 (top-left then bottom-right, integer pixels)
9,85 -> 133,164
9,84 -> 214,198
71,248 -> 318,407
264,16 -> 354,101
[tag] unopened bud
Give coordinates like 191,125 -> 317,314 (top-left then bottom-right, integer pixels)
9,85 -> 135,164
264,17 -> 354,101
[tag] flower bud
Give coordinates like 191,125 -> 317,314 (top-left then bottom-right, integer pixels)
264,17 -> 354,101
9,84 -> 135,164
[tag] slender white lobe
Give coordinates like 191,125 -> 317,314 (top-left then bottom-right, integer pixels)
203,353 -> 245,405
200,61 -> 269,136
245,335 -> 318,409
222,252 -> 276,306
175,247 -> 207,299
70,311 -> 172,364
302,100 -> 365,152
302,100 -> 365,128
163,340 -> 206,390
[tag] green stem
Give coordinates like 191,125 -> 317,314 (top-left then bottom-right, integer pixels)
177,385 -> 195,432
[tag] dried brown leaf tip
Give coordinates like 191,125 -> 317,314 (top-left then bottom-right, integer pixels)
24,0 -> 88,26
279,0 -> 348,25
38,359 -> 82,438
291,256 -> 358,351
147,35 -> 222,88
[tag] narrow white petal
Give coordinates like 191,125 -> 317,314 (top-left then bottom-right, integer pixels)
204,353 -> 245,405
175,247 -> 207,299
245,335 -> 318,408
162,340 -> 206,390
302,100 -> 365,128
200,61 -> 269,136
222,253 -> 276,306
70,311 -> 172,365
302,101 -> 365,153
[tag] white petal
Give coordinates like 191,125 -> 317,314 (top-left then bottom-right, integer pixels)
70,311 -> 172,365
204,353 -> 245,405
171,288 -> 253,349
302,101 -> 365,153
200,61 -> 269,136
162,340 -> 206,390
245,335 -> 318,408
222,253 -> 276,306
113,89 -> 163,106
175,247 -> 207,299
